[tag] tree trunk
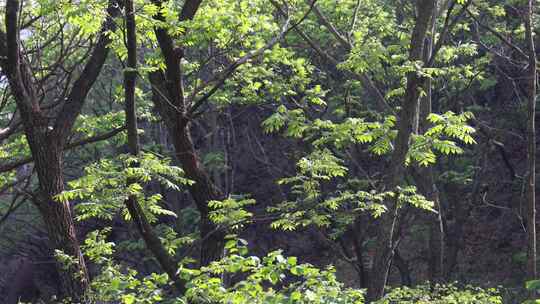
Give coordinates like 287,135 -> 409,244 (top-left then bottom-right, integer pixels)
149,0 -> 225,265
366,1 -> 436,301
29,132 -> 90,302
122,0 -> 186,292
524,0 -> 537,284
418,4 -> 445,282
149,72 -> 226,266
1,1 -> 118,300
168,119 -> 226,265
416,168 -> 444,282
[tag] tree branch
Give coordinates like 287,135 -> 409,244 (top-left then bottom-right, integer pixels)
465,6 -> 528,60
2,0 -> 40,119
0,126 -> 126,173
187,13 -> 295,115
52,0 -> 120,142
179,0 -> 203,21
270,0 -> 393,113
309,0 -> 352,50
188,0 -> 319,115
428,0 -> 472,67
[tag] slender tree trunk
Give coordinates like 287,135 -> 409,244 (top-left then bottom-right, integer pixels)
524,0 -> 537,285
122,0 -> 186,292
418,3 -> 445,282
416,167 -> 444,282
366,1 -> 435,301
351,217 -> 369,288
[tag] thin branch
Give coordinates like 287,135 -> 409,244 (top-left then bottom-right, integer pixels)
309,0 -> 351,50
348,0 -> 361,42
52,0 -> 120,141
0,126 -> 126,173
428,0 -> 472,67
0,195 -> 27,228
188,1 -> 318,115
465,6 -> 528,60
270,0 -> 393,113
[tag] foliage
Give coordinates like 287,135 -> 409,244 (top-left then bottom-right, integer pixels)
267,147 -> 433,236
81,229 -> 173,304
79,232 -> 504,304
183,239 -> 365,304
209,196 -> 256,230
375,283 -> 502,304
263,110 -> 476,167
0,0 -> 535,302
56,152 -> 192,222
81,231 -> 365,304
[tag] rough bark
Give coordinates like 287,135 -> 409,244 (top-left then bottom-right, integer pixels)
32,143 -> 90,301
366,1 -> 436,301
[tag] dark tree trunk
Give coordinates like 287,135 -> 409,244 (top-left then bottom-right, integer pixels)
366,1 -> 436,301
393,250 -> 412,286
524,0 -> 537,285
416,2 -> 445,283
149,85 -> 226,264
149,0 -> 226,266
122,0 -> 186,292
31,136 -> 90,302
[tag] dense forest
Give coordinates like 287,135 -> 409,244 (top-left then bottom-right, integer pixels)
0,0 -> 540,303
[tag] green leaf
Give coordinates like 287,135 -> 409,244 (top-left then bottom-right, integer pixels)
526,279 -> 540,291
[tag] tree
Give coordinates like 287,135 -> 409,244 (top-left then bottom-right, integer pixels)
524,0 -> 537,287
366,1 -> 436,300
0,1 -> 536,302
0,0 -> 119,301
122,0 -> 186,292
147,0 -> 309,265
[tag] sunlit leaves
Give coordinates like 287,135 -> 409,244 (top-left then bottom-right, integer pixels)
377,283 -> 501,304
0,134 -> 31,162
75,112 -> 125,137
209,197 -> 255,230
297,149 -> 347,180
82,228 -> 115,264
183,241 -> 365,304
407,111 -> 476,166
271,108 -> 468,168
262,105 -> 308,138
56,153 -> 192,222
268,184 -> 433,233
